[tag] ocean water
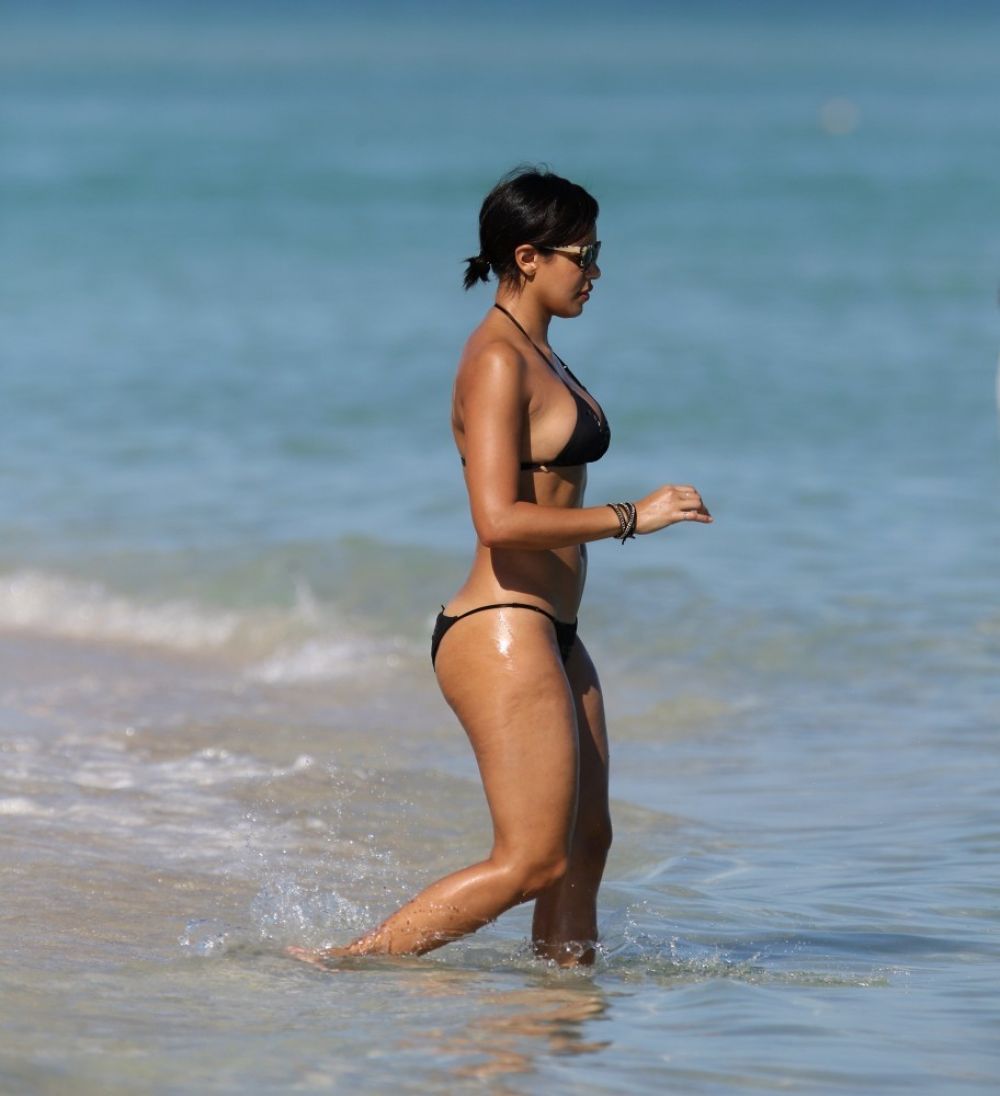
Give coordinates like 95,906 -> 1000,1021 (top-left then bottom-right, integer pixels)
2,2 -> 999,1092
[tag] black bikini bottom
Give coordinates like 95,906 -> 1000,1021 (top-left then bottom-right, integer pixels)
431,602 -> 578,669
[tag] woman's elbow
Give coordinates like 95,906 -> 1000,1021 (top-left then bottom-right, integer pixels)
473,509 -> 515,549
474,522 -> 505,549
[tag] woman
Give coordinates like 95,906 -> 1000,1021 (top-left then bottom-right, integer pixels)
290,166 -> 711,969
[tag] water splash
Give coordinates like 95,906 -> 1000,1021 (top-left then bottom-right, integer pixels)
178,918 -> 232,956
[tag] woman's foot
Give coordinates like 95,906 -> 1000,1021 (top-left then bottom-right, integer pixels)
285,945 -> 349,971
533,939 -> 596,967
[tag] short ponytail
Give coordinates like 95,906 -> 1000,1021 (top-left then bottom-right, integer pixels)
463,253 -> 492,291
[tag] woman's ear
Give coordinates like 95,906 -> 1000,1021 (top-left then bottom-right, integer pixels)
513,243 -> 540,280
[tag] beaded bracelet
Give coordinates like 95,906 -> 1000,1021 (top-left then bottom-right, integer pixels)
606,501 -> 637,544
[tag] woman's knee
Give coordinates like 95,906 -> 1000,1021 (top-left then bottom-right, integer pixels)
575,815 -> 612,863
496,847 -> 570,900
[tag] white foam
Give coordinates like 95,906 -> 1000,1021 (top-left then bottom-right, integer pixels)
245,637 -> 404,683
0,734 -> 322,870
0,569 -> 239,651
152,747 -> 275,787
0,570 -> 403,679
0,796 -> 52,817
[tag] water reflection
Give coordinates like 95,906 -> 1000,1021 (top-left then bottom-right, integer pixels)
400,975 -> 611,1087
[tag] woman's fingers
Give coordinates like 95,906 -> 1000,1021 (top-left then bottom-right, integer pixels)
675,487 -> 711,521
635,484 -> 713,533
678,489 -> 706,508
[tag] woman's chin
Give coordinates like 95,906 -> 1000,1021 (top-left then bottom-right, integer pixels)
556,298 -> 588,319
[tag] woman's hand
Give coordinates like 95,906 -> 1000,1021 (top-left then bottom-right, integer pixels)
634,485 -> 712,534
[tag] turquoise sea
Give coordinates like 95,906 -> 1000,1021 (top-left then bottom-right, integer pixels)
2,2 -> 999,1092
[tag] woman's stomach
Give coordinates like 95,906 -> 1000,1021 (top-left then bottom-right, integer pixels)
448,469 -> 591,619
454,541 -> 587,622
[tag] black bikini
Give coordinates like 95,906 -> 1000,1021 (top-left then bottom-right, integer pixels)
433,305 -> 610,669
431,603 -> 577,669
461,304 -> 611,470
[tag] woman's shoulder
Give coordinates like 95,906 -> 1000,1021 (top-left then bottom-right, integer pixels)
456,326 -> 529,393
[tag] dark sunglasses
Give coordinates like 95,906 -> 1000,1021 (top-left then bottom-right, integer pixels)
537,241 -> 601,270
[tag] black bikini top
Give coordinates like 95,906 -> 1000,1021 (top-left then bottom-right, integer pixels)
461,304 -> 611,471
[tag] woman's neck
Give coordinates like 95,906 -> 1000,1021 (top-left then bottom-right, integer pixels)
493,290 -> 551,347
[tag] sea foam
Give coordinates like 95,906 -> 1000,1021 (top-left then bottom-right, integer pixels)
0,569 -> 239,651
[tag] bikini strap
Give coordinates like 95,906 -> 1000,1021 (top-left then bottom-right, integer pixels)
493,304 -> 560,375
450,601 -> 558,626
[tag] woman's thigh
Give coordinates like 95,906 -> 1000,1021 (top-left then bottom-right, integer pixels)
564,637 -> 611,838
434,608 -> 579,859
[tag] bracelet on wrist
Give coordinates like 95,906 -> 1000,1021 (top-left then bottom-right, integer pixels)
606,501 -> 636,544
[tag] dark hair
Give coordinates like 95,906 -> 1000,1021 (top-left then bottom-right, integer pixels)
463,165 -> 599,291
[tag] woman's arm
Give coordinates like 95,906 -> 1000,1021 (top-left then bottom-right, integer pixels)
459,345 -> 711,551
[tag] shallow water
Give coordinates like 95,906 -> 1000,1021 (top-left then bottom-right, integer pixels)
3,2 -> 1000,1092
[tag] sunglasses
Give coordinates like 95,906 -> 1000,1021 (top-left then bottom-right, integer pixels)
537,240 -> 601,270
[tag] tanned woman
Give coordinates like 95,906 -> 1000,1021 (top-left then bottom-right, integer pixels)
290,166 -> 711,969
